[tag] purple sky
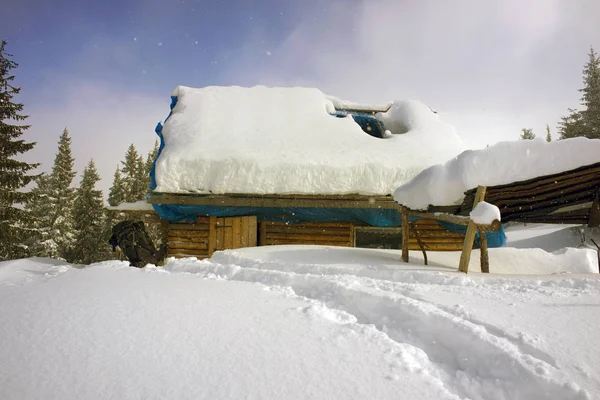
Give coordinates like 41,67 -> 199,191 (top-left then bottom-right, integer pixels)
4,0 -> 600,196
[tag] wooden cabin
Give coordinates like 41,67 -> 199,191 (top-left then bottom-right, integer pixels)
148,193 -> 468,259
147,86 -> 471,259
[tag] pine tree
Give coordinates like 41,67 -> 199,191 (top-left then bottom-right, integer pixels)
520,128 -> 536,140
71,160 -> 106,264
25,173 -> 56,257
545,124 -> 552,142
559,47 -> 600,139
49,128 -> 76,258
121,144 -> 146,202
0,40 -> 39,260
108,166 -> 126,207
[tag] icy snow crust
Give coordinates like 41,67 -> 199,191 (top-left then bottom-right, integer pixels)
153,86 -> 465,195
394,137 -> 600,209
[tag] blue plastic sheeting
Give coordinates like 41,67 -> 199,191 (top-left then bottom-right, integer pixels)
330,110 -> 386,138
149,95 -> 178,191
151,203 -> 506,248
438,221 -> 507,248
152,203 -> 403,227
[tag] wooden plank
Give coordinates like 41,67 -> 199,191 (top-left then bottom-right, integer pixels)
266,233 -> 352,242
407,209 -> 501,232
168,223 -> 209,231
589,190 -> 600,227
402,207 -> 409,262
459,186 -> 487,274
232,217 -> 241,248
263,227 -> 352,235
248,217 -> 258,246
259,221 -> 267,246
489,180 -> 598,207
479,229 -> 489,273
150,194 -> 400,209
265,239 -> 352,247
465,162 -> 600,195
168,230 -> 209,238
264,221 -> 355,228
168,242 -> 209,250
208,216 -> 217,257
240,217 -> 249,247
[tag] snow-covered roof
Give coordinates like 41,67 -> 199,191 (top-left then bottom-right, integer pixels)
394,137 -> 600,210
152,86 -> 465,195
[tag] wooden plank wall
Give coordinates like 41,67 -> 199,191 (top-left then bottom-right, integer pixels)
260,221 -> 354,247
167,216 -> 258,259
460,162 -> 600,224
409,219 -> 465,251
167,217 -> 211,259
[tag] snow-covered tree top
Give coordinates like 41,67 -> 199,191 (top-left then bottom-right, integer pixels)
394,137 -> 600,209
153,85 -> 465,195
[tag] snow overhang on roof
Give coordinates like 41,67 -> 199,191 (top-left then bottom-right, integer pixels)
151,85 -> 465,196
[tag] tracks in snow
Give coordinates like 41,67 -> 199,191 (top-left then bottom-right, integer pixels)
165,257 -> 589,400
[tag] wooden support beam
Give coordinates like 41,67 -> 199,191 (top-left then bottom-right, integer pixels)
149,193 -> 399,210
404,209 -> 501,232
589,190 -> 600,227
458,186 -> 487,274
401,207 -> 409,263
479,229 -> 489,273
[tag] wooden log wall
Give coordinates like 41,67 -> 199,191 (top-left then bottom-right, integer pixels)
260,221 -> 354,247
167,217 -> 211,259
459,162 -> 600,224
408,219 -> 466,251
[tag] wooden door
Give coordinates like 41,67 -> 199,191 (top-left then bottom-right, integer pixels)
208,216 -> 258,256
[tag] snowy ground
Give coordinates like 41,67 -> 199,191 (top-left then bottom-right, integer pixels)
1,224 -> 599,400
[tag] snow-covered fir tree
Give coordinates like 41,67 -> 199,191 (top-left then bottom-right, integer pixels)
49,128 -> 77,257
108,166 -> 126,207
560,47 -> 600,139
25,128 -> 77,259
121,144 -> 147,202
25,173 -> 57,257
545,124 -> 552,142
0,40 -> 39,260
70,160 -> 106,264
520,128 -> 535,140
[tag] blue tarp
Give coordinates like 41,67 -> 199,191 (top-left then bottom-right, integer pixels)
148,94 -> 506,248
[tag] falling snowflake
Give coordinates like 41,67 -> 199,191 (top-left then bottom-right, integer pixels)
266,51 -> 272,56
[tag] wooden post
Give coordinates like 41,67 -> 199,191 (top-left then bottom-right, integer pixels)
401,207 -> 409,263
479,228 -> 489,273
458,186 -> 487,273
589,190 -> 600,227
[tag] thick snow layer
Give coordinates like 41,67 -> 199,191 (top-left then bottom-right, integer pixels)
1,237 -> 598,400
470,201 -> 501,224
394,137 -> 600,209
153,86 -> 465,195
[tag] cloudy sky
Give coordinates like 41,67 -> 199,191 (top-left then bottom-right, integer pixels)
5,0 -> 600,196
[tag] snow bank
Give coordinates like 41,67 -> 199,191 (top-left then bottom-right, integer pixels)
394,137 -> 600,209
153,86 -> 464,195
470,201 -> 501,225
